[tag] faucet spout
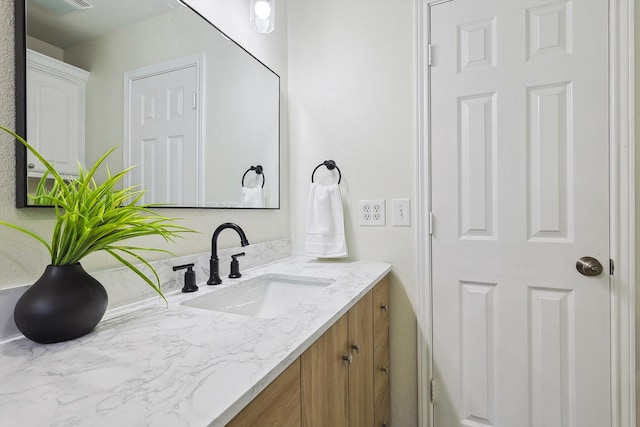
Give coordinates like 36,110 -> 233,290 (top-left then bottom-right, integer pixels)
207,223 -> 249,285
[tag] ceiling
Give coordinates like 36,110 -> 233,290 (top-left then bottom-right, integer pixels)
26,0 -> 182,49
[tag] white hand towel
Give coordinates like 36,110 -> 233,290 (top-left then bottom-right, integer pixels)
240,186 -> 265,208
304,183 -> 348,258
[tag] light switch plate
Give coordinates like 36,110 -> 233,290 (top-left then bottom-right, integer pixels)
392,199 -> 410,226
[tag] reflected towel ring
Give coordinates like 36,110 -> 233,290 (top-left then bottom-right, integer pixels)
242,165 -> 265,188
311,160 -> 341,184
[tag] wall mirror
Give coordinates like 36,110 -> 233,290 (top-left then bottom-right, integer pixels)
14,0 -> 280,209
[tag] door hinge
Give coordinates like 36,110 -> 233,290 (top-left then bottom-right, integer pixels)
428,212 -> 434,235
429,378 -> 435,403
427,43 -> 433,67
610,259 -> 614,275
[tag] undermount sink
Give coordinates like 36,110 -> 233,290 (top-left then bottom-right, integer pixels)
181,274 -> 333,318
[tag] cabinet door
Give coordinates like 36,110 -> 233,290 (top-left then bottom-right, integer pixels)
374,340 -> 390,427
373,277 -> 390,354
227,358 -> 301,427
373,277 -> 390,427
348,291 -> 374,426
26,56 -> 87,177
301,315 -> 349,427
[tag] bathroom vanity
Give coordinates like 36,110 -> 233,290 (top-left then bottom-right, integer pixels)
0,257 -> 390,427
228,275 -> 390,426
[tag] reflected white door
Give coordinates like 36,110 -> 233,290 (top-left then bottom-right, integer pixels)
128,65 -> 199,205
430,1 -> 610,426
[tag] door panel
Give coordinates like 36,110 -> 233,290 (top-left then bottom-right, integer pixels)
430,1 -> 610,426
129,65 -> 199,205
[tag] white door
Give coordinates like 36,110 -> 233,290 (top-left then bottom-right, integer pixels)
429,1 -> 610,426
128,65 -> 199,205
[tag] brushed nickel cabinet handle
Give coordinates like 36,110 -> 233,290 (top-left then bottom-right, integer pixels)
351,343 -> 360,353
342,354 -> 352,364
380,304 -> 388,312
380,366 -> 389,374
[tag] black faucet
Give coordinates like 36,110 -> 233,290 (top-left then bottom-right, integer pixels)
207,223 -> 249,285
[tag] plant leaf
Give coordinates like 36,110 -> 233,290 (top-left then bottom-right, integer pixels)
105,248 -> 167,304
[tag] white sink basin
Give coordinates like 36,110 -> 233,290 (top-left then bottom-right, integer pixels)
181,274 -> 333,318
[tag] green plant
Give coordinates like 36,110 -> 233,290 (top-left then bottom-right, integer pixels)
0,125 -> 194,301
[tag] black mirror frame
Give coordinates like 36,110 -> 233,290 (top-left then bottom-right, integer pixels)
15,0 -> 28,208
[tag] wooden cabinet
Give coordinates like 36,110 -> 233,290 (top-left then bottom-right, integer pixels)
373,277 -> 390,427
301,315 -> 350,426
301,277 -> 389,427
227,277 -> 390,427
26,49 -> 89,178
348,291 -> 374,427
227,358 -> 301,427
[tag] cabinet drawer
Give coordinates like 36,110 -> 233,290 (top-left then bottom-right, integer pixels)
372,277 -> 389,354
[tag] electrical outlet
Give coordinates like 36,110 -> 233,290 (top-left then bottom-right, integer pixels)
360,200 -> 385,226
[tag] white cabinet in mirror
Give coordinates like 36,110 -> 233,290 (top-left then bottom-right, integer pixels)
17,0 -> 280,209
26,50 -> 89,179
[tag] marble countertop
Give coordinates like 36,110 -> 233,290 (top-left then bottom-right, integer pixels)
0,256 -> 390,427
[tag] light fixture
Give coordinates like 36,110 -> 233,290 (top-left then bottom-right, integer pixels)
250,0 -> 275,34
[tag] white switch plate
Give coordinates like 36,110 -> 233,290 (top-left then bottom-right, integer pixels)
392,199 -> 411,226
360,200 -> 385,226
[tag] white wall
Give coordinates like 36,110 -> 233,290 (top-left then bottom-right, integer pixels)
0,0 -> 289,290
26,35 -> 62,60
287,0 -> 418,424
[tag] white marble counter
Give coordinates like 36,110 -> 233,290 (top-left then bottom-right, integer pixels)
0,256 -> 390,427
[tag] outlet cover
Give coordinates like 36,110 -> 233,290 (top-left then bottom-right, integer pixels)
360,200 -> 385,226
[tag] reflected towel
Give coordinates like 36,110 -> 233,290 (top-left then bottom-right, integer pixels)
240,186 -> 265,208
304,183 -> 348,258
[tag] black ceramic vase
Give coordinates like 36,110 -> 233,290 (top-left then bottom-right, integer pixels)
14,264 -> 108,344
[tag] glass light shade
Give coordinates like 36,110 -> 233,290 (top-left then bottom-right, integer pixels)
250,0 -> 275,34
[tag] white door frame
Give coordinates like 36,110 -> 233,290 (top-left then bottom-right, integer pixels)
415,1 -> 636,426
123,53 -> 206,205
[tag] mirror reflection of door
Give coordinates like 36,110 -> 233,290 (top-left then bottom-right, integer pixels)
125,57 -> 204,206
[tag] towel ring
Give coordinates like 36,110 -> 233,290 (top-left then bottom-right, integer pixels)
311,160 -> 342,184
242,165 -> 265,188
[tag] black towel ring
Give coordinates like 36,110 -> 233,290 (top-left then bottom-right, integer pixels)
242,165 -> 265,188
311,160 -> 342,184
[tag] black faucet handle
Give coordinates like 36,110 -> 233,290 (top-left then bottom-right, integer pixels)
173,263 -> 195,271
173,263 -> 198,293
229,252 -> 246,279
